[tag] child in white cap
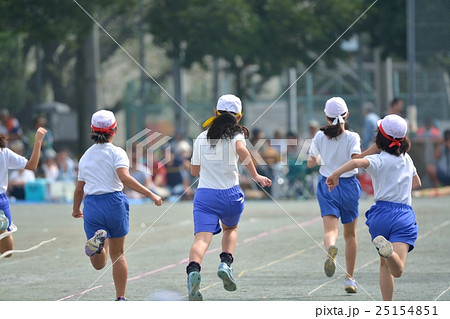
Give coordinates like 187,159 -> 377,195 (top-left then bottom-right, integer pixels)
326,114 -> 422,301
72,109 -> 162,301
186,94 -> 272,301
307,97 -> 361,293
0,127 -> 47,257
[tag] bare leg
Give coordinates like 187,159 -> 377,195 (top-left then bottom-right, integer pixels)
89,238 -> 108,270
379,242 -> 409,301
0,233 -> 14,257
109,236 -> 128,299
189,232 -> 213,264
323,215 -> 338,250
343,219 -> 358,278
221,224 -> 238,255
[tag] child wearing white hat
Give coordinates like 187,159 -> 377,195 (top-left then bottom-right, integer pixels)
186,94 -> 272,301
307,97 -> 361,293
326,114 -> 422,301
72,109 -> 162,301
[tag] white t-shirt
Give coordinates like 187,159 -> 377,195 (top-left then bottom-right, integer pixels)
0,148 -> 28,194
365,151 -> 417,206
191,130 -> 245,189
309,130 -> 361,177
78,143 -> 129,195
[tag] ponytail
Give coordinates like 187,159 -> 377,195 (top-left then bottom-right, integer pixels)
0,133 -> 7,148
320,116 -> 345,139
207,112 -> 249,147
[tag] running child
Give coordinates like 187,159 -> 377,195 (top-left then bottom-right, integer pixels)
186,94 -> 272,301
326,114 -> 421,301
0,127 -> 47,257
72,110 -> 162,301
307,97 -> 361,293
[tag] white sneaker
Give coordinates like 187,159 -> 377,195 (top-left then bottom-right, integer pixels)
344,276 -> 357,293
373,235 -> 393,258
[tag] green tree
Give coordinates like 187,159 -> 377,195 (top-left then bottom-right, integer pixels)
147,0 -> 363,99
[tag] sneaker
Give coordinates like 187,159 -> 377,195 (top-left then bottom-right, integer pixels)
324,245 -> 338,277
344,276 -> 357,293
115,296 -> 127,301
187,271 -> 202,301
217,262 -> 237,291
0,210 -> 9,232
85,229 -> 107,257
373,235 -> 393,258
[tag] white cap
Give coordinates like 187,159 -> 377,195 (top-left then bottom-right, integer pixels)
324,97 -> 348,118
377,114 -> 407,139
217,94 -> 242,114
91,110 -> 117,132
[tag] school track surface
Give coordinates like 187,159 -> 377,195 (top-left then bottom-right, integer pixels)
0,195 -> 449,302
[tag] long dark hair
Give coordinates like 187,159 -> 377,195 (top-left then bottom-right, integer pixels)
320,115 -> 346,139
0,133 -> 7,148
207,112 -> 249,147
375,130 -> 410,156
90,128 -> 116,144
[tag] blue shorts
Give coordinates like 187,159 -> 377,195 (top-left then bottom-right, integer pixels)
365,201 -> 418,252
0,193 -> 12,231
83,191 -> 129,239
193,185 -> 244,235
316,175 -> 361,224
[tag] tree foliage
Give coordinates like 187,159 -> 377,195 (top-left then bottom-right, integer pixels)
147,0 -> 363,98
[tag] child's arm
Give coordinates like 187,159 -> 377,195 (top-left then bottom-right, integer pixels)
307,154 -> 321,168
24,127 -> 47,170
117,167 -> 162,206
353,143 -> 379,159
326,158 -> 370,191
190,164 -> 200,177
412,174 -> 422,190
236,140 -> 272,187
72,180 -> 85,218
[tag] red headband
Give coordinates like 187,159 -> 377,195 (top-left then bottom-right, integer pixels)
91,121 -> 117,134
379,122 -> 404,148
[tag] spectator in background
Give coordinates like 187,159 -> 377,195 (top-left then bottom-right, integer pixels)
56,148 -> 77,181
27,116 -> 55,159
171,130 -> 192,161
416,117 -> 440,140
0,109 -> 23,143
426,129 -> 450,189
387,97 -> 404,117
362,102 -> 380,150
41,154 -> 59,182
165,149 -> 192,199
308,120 -> 320,139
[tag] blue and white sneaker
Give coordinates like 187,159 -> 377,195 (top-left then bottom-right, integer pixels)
85,229 -> 107,257
0,210 -> 9,232
187,271 -> 202,301
217,262 -> 237,291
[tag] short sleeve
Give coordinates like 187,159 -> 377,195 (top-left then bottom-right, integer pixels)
349,132 -> 361,156
309,135 -> 320,158
233,133 -> 246,147
364,154 -> 382,175
114,147 -> 129,169
5,148 -> 28,170
191,135 -> 203,166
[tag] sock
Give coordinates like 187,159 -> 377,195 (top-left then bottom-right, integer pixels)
186,261 -> 201,274
220,252 -> 234,267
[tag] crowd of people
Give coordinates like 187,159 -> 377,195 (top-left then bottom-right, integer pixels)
2,96 -> 448,202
